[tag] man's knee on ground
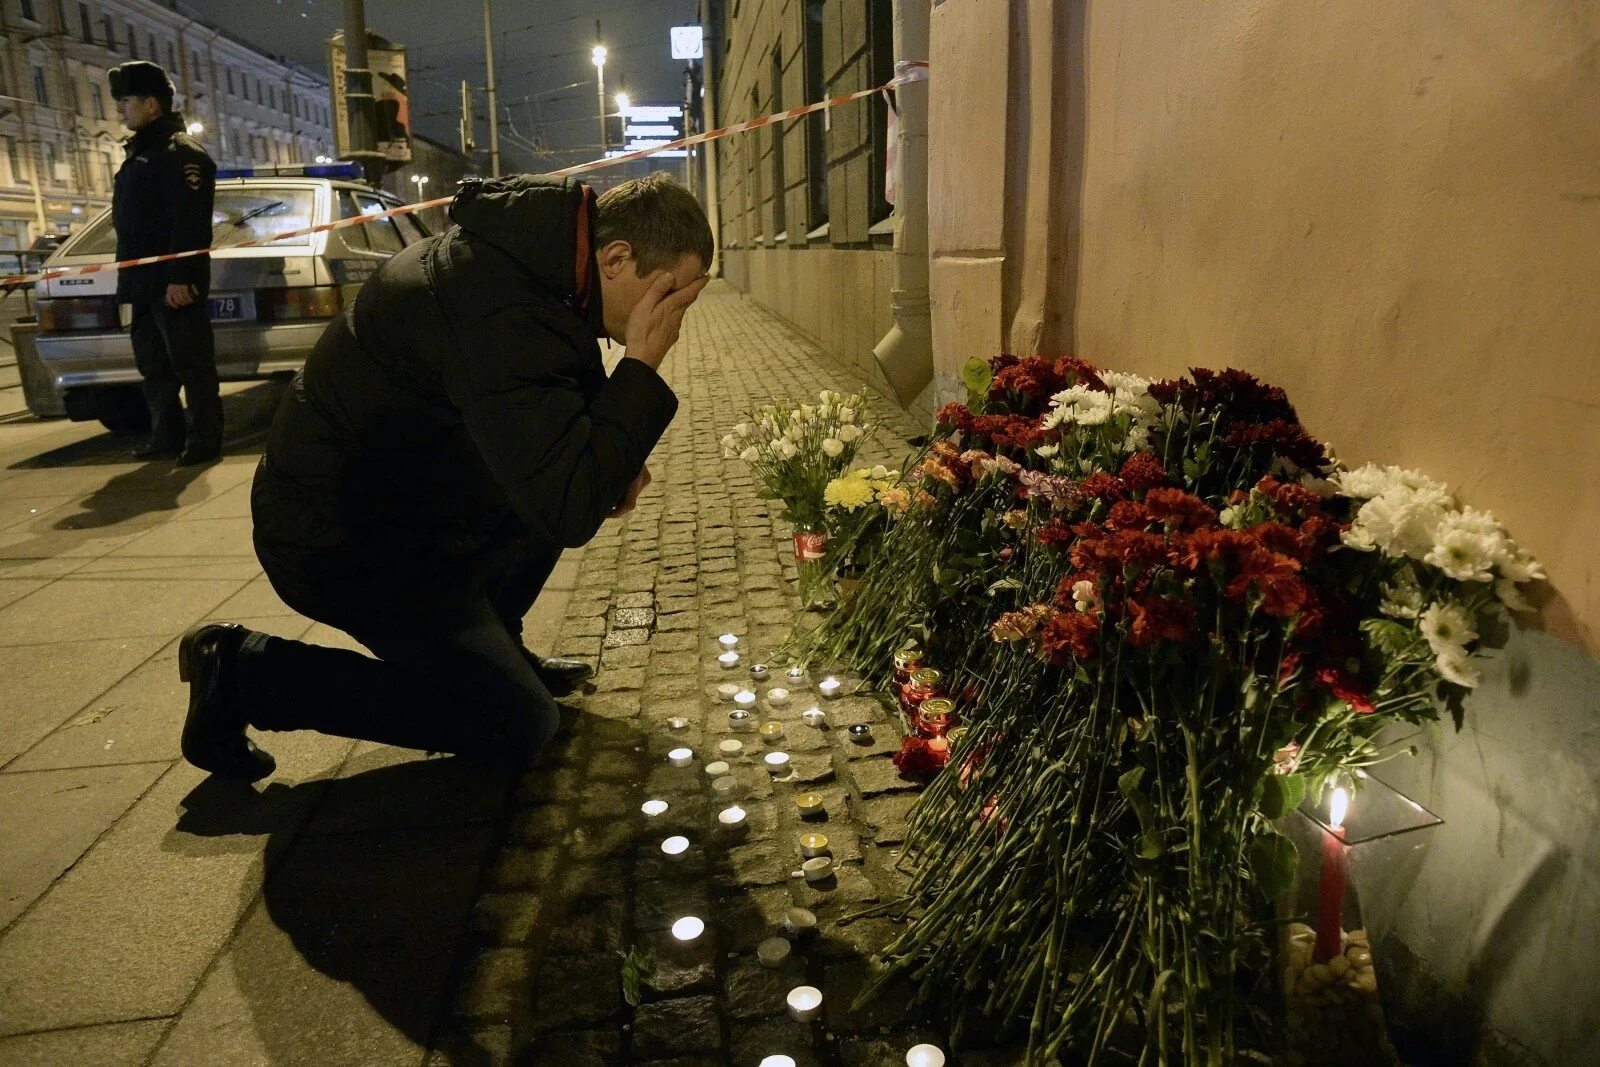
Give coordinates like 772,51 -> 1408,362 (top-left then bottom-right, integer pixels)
475,694 -> 561,771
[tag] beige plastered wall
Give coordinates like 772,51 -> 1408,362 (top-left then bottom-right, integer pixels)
723,247 -> 899,397
930,0 -> 1599,653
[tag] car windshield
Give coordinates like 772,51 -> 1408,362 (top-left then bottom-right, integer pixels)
62,187 -> 320,256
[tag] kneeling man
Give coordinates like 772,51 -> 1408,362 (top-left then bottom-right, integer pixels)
178,172 -> 711,780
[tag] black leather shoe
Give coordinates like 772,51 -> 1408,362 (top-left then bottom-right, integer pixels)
531,655 -> 594,698
178,623 -> 275,781
175,442 -> 223,467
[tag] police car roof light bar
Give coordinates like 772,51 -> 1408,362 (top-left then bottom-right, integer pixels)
216,162 -> 366,181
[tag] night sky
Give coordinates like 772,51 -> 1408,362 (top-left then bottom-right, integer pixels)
198,0 -> 698,172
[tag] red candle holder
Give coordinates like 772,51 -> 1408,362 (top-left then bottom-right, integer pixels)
899,667 -> 942,718
915,696 -> 957,738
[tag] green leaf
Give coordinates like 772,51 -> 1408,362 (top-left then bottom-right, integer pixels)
1248,832 -> 1299,900
1117,768 -> 1164,859
1259,773 -> 1307,820
986,577 -> 1023,595
961,357 -> 994,398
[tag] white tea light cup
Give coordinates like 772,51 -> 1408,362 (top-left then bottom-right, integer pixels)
786,984 -> 823,1021
801,856 -> 833,882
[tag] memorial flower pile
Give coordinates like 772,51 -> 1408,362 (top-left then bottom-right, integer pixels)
806,355 -> 1543,1064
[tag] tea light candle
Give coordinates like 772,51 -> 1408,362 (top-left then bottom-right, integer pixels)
704,760 -> 731,777
801,856 -> 833,882
734,690 -> 758,711
905,1044 -> 947,1067
668,747 -> 694,766
766,687 -> 791,707
784,907 -> 818,937
799,832 -> 829,858
666,716 -> 690,731
818,676 -> 842,699
763,751 -> 791,776
801,706 -> 826,728
759,721 -> 786,744
757,936 -> 792,968
641,799 -> 669,817
660,835 -> 690,861
786,665 -> 807,683
718,804 -> 748,830
718,651 -> 741,670
750,662 -> 771,682
671,915 -> 705,942
711,775 -> 740,797
786,985 -> 823,1022
718,739 -> 745,757
717,682 -> 742,703
718,633 -> 740,650
794,792 -> 825,817
847,723 -> 872,744
759,1058 -> 797,1067
728,708 -> 756,731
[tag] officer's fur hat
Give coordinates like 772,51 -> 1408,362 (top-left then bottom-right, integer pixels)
108,62 -> 175,109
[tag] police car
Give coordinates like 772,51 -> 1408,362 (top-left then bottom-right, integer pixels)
23,162 -> 429,433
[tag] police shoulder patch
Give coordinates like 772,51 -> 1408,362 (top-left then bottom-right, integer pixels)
183,162 -> 202,191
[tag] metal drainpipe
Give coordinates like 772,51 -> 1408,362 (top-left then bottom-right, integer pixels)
871,0 -> 932,408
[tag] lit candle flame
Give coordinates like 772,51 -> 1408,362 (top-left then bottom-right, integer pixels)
1329,787 -> 1349,831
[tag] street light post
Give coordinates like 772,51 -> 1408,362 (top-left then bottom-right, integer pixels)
482,0 -> 500,177
593,23 -> 607,155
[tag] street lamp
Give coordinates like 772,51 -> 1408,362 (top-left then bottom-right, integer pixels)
187,121 -> 204,136
410,173 -> 430,199
592,43 -> 607,153
314,154 -> 332,164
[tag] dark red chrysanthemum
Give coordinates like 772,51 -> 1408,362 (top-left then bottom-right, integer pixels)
1223,419 -> 1330,473
1143,487 -> 1219,531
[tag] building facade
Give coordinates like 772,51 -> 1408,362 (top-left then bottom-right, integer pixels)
704,0 -> 903,398
0,0 -> 332,250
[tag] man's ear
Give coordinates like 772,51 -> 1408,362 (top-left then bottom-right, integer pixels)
597,240 -> 634,280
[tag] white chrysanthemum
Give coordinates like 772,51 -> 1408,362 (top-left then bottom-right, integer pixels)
1424,515 -> 1502,582
1123,424 -> 1152,453
1419,602 -> 1477,658
738,447 -> 759,462
1098,370 -> 1150,394
821,438 -> 845,458
774,438 -> 798,459
1498,550 -> 1545,584
1347,486 -> 1451,559
1379,575 -> 1425,619
1045,385 -> 1114,428
1334,463 -> 1397,500
1435,647 -> 1482,688
836,423 -> 863,442
1495,578 -> 1534,613
1034,443 -> 1060,458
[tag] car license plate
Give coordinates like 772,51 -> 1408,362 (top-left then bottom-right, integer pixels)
206,292 -> 254,322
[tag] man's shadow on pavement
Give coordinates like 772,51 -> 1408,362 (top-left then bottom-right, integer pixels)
171,753 -> 515,1063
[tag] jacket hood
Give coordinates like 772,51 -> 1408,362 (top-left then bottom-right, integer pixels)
448,174 -> 598,311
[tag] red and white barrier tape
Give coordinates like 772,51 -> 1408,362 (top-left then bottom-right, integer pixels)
1,62 -> 929,291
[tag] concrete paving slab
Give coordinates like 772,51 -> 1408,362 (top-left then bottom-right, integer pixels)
304,745 -> 509,836
0,555 -> 90,579
0,525 -> 147,564
0,576 -> 246,645
110,516 -> 260,560
0,761 -> 169,928
0,637 -> 168,764
152,823 -> 494,1067
0,729 -> 354,1036
0,1018 -> 169,1066
72,556 -> 263,581
6,618 -> 314,773
0,496 -> 72,533
0,578 -> 47,612
178,482 -> 255,522
209,576 -> 297,618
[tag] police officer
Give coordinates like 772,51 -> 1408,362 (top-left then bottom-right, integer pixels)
108,61 -> 222,465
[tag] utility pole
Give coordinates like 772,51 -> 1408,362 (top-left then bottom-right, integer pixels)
459,80 -> 475,156
593,21 -> 607,155
341,0 -> 383,185
482,0 -> 500,177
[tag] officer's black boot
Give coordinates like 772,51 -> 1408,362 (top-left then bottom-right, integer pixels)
134,388 -> 184,459
177,393 -> 224,466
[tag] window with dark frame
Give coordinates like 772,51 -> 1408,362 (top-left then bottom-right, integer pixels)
31,66 -> 48,106
867,0 -> 895,224
770,43 -> 786,239
802,0 -> 827,230
128,24 -> 138,59
78,2 -> 91,42
102,15 -> 115,52
19,0 -> 37,23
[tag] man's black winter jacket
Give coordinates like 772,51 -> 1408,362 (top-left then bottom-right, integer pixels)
113,111 -> 215,303
251,174 -> 678,577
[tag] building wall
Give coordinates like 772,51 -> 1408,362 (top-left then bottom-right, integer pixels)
0,0 -> 332,245
929,1 -> 1600,1061
708,0 -> 899,394
382,134 -> 476,234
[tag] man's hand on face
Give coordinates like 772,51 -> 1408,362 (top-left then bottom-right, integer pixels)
611,465 -> 651,518
164,283 -> 196,309
622,270 -> 710,371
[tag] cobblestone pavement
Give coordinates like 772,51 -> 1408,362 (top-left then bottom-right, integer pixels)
438,283 -> 996,1066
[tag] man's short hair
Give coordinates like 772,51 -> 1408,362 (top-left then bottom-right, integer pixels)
593,172 -> 714,276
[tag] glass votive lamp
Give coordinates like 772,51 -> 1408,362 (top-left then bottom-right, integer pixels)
794,792 -> 825,818
817,676 -> 842,699
905,1044 -> 947,1067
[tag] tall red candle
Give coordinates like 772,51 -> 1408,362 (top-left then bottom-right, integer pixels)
1313,789 -> 1350,963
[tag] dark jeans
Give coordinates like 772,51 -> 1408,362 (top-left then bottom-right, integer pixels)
238,531 -> 563,771
131,298 -> 220,449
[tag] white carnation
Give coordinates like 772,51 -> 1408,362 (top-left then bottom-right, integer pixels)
836,424 -> 863,442
868,464 -> 892,480
821,438 -> 845,458
1071,580 -> 1097,613
774,438 -> 798,459
838,406 -> 857,424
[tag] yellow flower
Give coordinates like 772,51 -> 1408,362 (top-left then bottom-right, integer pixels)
825,476 -> 877,511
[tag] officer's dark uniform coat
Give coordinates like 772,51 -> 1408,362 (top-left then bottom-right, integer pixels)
113,111 -> 215,303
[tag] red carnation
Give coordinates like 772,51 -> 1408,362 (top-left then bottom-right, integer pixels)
1038,610 -> 1099,665
1107,500 -> 1155,530
1051,355 -> 1108,392
937,402 -> 976,434
1077,472 -> 1127,502
1126,595 -> 1196,648
1036,517 -> 1077,551
1316,666 -> 1375,715
1256,476 -> 1321,515
1226,543 -> 1309,618
893,735 -> 950,781
1143,487 -> 1218,531
1119,453 -> 1168,491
